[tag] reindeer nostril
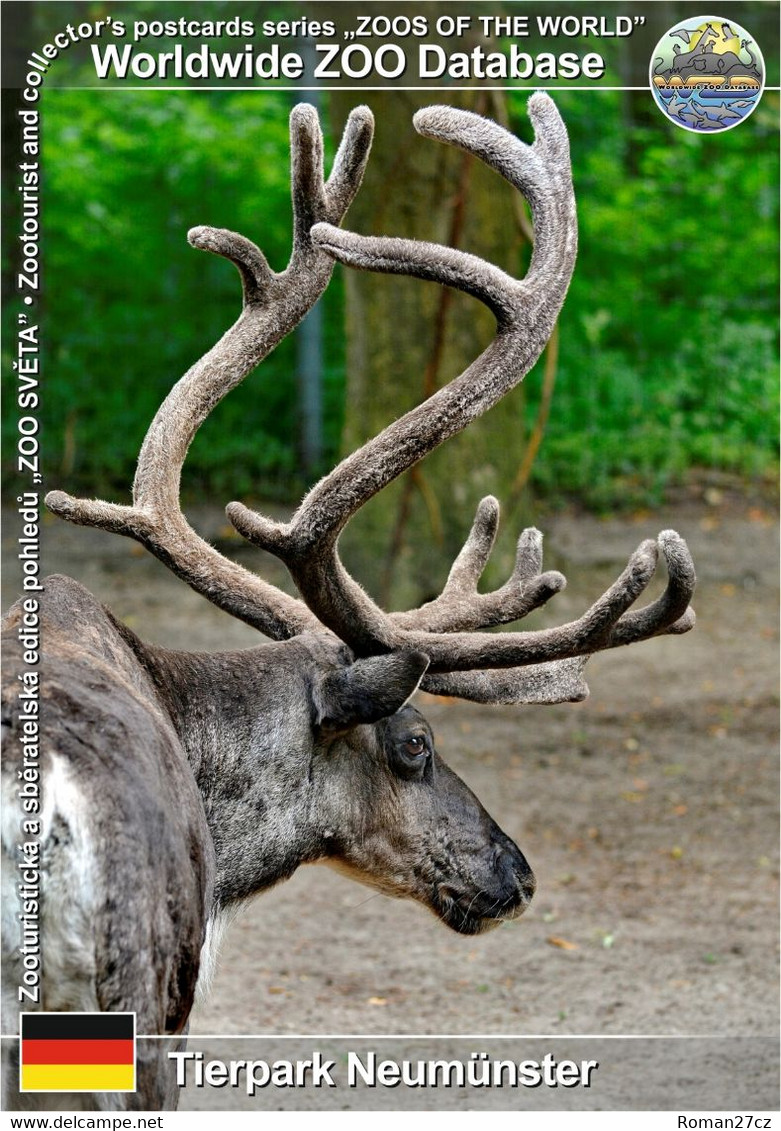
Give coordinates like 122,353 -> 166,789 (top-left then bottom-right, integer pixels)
519,868 -> 536,903
493,843 -> 535,904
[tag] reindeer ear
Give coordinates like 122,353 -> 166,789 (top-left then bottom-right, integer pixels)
315,651 -> 430,731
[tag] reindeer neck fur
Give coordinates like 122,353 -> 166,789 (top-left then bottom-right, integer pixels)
113,620 -> 349,909
25,577 -> 349,912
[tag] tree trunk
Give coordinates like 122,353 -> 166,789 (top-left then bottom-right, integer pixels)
330,88 -> 534,610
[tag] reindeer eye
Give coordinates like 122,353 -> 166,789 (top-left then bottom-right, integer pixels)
385,721 -> 432,780
403,736 -> 427,757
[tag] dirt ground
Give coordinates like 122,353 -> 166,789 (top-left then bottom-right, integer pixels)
2,488 -> 778,1110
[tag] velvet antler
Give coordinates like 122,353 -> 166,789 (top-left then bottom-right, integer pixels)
46,96 -> 695,706
228,95 -> 695,702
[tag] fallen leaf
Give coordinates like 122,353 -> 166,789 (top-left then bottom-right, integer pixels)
367,996 -> 387,1006
547,936 -> 579,951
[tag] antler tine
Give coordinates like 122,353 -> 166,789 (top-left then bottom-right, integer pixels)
46,105 -> 374,640
603,530 -> 696,644
418,529 -> 695,703
407,529 -> 694,674
419,530 -> 695,701
391,501 -> 567,634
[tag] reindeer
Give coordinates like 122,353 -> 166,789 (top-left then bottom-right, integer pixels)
1,95 -> 695,1111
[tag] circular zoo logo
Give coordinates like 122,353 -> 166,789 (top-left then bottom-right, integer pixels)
650,15 -> 764,133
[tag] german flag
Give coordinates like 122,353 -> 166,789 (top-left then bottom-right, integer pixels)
20,1013 -> 136,1093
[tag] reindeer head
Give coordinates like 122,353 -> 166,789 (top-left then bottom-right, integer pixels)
307,652 -> 535,934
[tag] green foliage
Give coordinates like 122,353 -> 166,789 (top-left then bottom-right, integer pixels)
511,89 -> 779,508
